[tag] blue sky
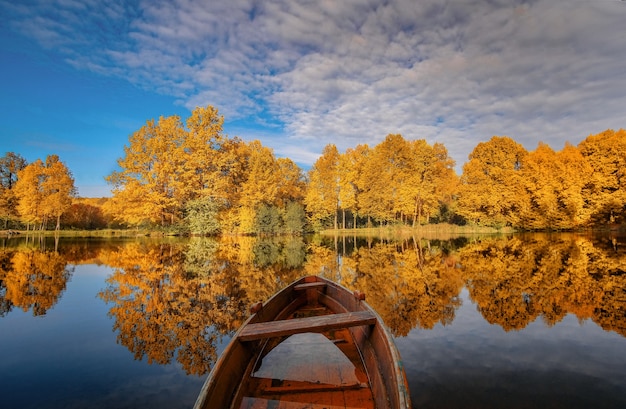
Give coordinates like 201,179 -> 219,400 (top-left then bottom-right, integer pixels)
1,0 -> 625,197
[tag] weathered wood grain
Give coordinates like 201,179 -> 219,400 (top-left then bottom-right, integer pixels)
239,310 -> 376,342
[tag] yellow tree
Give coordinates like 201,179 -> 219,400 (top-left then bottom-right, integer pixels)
304,144 -> 340,229
236,140 -> 281,234
0,152 -> 28,228
276,157 -> 306,206
431,142 -> 460,223
577,129 -> 626,225
5,249 -> 70,315
457,136 -> 528,227
522,142 -> 592,229
557,143 -> 593,226
184,106 -> 244,205
348,144 -> 371,227
338,148 -> 359,229
106,114 -> 187,226
14,159 -> 45,229
359,134 -> 412,224
106,106 -> 247,228
522,143 -> 561,228
400,140 -> 457,226
41,155 -> 76,230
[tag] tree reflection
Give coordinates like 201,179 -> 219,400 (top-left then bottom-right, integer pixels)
97,236 -> 306,375
459,234 -> 626,335
306,237 -> 464,336
1,232 -> 624,374
0,247 -> 71,316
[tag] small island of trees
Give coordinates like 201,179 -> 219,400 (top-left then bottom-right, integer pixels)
1,105 -> 625,234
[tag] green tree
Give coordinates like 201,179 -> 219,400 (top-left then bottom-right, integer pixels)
282,201 -> 306,234
255,203 -> 281,234
184,196 -> 222,235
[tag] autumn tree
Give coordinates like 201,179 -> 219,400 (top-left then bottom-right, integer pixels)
457,136 -> 528,227
276,158 -> 306,206
3,248 -> 71,316
184,106 -> 247,209
13,159 -> 44,229
358,134 -> 412,223
14,155 -> 75,230
341,144 -> 370,228
337,146 -> 363,229
353,135 -> 458,227
41,155 -> 76,230
106,106 -> 247,228
577,129 -> 626,225
0,152 -> 27,228
521,142 -> 592,229
105,113 -> 189,227
61,197 -> 112,230
402,140 -> 457,225
304,144 -> 340,229
236,140 -> 281,234
106,106 -> 305,234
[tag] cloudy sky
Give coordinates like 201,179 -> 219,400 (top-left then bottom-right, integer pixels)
1,0 -> 625,197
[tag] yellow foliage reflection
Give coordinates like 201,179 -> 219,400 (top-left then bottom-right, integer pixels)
307,237 -> 464,336
97,236 -> 306,375
0,247 -> 71,316
459,234 -> 626,335
1,233 -> 625,376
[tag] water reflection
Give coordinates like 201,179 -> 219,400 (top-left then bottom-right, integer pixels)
97,236 -> 307,375
0,245 -> 73,316
1,233 -> 625,376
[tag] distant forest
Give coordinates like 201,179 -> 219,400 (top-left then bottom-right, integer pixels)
1,105 -> 625,233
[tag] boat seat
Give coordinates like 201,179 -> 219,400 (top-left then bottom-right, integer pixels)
239,310 -> 377,342
293,282 -> 327,291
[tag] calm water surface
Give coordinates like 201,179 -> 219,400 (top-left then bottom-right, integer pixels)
1,233 -> 625,408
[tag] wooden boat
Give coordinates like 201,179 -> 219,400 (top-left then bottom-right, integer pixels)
193,275 -> 411,409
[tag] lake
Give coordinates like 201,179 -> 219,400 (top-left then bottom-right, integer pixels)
1,233 -> 625,408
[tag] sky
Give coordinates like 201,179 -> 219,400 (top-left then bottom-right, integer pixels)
1,0 -> 625,198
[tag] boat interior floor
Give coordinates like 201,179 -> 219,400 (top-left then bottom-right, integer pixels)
236,305 -> 375,409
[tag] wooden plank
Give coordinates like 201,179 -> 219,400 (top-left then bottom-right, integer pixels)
251,378 -> 368,395
239,311 -> 377,342
294,282 -> 326,291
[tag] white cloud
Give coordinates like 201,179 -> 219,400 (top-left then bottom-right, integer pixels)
5,0 -> 626,169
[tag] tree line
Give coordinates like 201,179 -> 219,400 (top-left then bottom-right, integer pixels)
1,105 -> 624,232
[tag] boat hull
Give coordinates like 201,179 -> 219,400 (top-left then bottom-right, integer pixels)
193,275 -> 411,409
